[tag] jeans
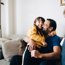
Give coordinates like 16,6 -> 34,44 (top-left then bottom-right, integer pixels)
10,55 -> 22,65
23,45 -> 56,65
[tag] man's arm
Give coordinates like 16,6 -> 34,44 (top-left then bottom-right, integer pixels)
40,46 -> 61,59
31,46 -> 61,60
23,36 -> 31,43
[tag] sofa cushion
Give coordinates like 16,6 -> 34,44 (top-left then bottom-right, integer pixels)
0,38 -> 9,48
2,38 -> 20,62
0,59 -> 10,65
0,41 -> 2,48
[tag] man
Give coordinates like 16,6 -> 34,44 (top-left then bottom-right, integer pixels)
23,19 -> 61,65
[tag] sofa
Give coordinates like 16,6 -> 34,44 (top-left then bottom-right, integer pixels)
0,36 -> 63,65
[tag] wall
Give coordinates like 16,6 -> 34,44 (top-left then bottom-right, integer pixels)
0,0 -> 1,24
1,0 -> 65,38
0,0 -> 1,37
14,0 -> 65,37
1,0 -> 14,38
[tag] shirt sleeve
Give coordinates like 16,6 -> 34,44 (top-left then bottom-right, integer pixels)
27,25 -> 45,43
52,35 -> 61,47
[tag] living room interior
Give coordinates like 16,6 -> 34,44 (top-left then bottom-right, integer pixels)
0,0 -> 65,65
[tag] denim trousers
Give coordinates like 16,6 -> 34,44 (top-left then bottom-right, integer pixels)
23,45 -> 56,65
10,55 -> 22,65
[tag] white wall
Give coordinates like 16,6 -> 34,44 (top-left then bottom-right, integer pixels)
14,0 -> 65,37
1,0 -> 65,38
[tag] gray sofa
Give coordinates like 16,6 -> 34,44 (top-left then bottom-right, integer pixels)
0,48 -> 10,65
0,37 -> 63,65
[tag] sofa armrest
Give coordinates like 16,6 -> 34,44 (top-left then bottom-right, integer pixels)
0,48 -> 4,59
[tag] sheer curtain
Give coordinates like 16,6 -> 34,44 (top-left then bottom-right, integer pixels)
1,0 -> 14,38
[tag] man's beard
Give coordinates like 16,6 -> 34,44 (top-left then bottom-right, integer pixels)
42,28 -> 49,37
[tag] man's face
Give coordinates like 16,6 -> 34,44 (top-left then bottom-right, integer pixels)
43,20 -> 50,32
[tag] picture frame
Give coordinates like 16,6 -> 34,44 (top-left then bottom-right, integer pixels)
60,0 -> 65,6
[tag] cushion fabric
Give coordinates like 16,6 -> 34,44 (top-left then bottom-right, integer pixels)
2,38 -> 20,62
0,59 -> 10,65
18,40 -> 27,56
0,38 -> 9,48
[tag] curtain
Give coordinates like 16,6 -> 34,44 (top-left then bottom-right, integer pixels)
1,0 -> 14,38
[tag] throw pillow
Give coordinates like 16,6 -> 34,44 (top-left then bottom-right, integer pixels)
0,38 -> 9,48
2,38 -> 20,62
18,39 -> 27,56
0,41 -> 2,48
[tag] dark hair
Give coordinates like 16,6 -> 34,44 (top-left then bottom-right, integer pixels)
34,17 -> 45,36
34,17 -> 45,24
47,19 -> 57,31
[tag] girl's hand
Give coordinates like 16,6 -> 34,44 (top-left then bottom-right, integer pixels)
48,32 -> 55,36
28,40 -> 36,52
42,41 -> 47,47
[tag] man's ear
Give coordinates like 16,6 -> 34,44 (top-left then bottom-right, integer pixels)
50,27 -> 53,31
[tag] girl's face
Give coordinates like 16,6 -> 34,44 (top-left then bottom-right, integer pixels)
35,19 -> 44,29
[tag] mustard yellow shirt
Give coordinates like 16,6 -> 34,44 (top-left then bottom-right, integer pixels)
27,25 -> 46,47
27,25 -> 56,47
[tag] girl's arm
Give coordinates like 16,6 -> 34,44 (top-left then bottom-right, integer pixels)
48,31 -> 56,36
23,36 -> 31,43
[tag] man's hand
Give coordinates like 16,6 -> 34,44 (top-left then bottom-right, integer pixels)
28,40 -> 36,52
31,50 -> 42,58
